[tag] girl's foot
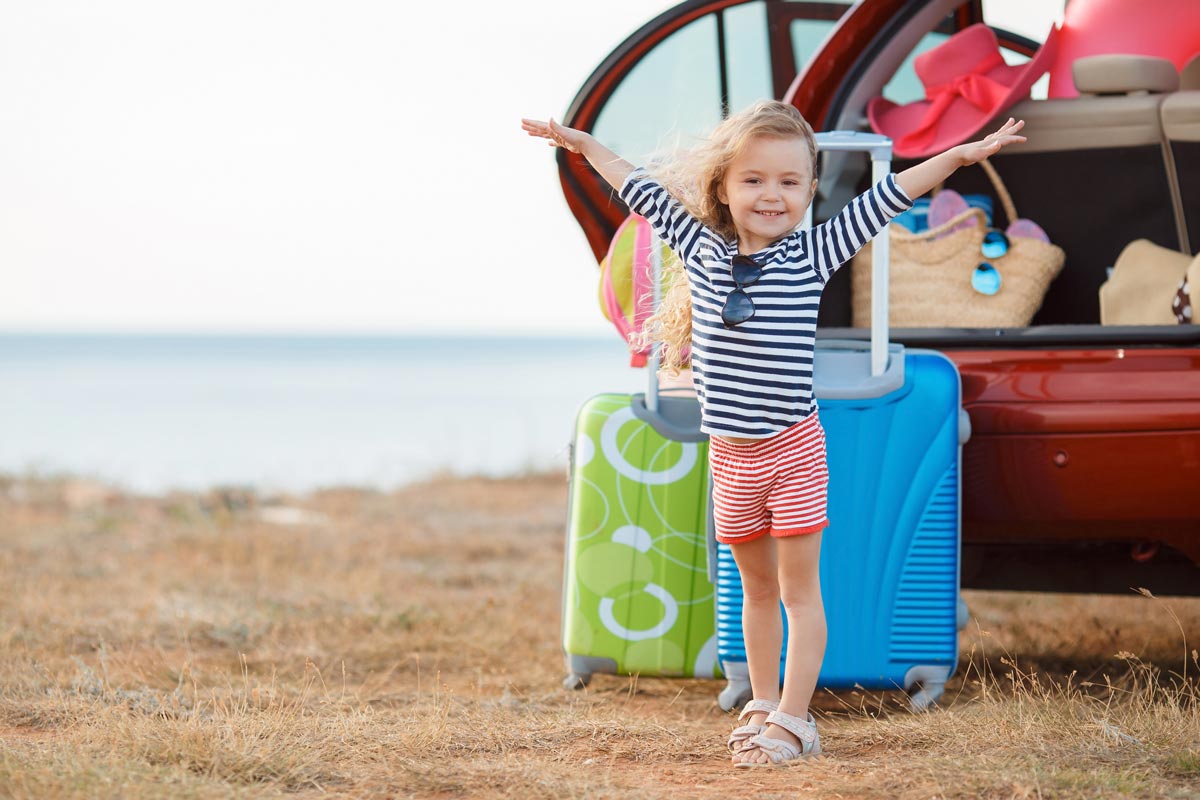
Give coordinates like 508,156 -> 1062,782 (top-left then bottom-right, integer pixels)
727,699 -> 779,755
732,723 -> 800,765
732,709 -> 821,767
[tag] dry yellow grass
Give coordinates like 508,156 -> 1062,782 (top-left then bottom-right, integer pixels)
0,472 -> 1197,799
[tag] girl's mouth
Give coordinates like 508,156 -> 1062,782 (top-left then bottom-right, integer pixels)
756,211 -> 784,217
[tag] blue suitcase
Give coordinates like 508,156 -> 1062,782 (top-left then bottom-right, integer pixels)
714,343 -> 968,710
713,133 -> 969,712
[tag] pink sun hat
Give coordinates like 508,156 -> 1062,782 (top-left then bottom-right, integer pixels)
868,23 -> 1061,159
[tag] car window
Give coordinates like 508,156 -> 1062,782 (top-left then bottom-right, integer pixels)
794,15 -> 960,107
790,17 -> 843,76
983,3 -> 1063,49
591,2 -> 854,166
877,30 -> 1049,105
879,31 -> 951,105
984,0 -> 1059,99
592,15 -> 723,167
723,1 -> 772,115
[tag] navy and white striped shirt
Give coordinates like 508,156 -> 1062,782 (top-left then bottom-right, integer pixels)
619,167 -> 913,439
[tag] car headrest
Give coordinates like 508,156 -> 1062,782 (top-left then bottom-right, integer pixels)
1181,53 -> 1200,91
1073,54 -> 1180,95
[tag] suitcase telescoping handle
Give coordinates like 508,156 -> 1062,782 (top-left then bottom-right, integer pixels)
646,222 -> 664,412
805,131 -> 893,378
639,224 -> 705,440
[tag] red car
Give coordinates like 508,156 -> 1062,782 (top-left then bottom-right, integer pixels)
556,0 -> 1200,595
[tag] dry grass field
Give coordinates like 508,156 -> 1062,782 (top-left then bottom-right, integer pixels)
0,472 -> 1197,799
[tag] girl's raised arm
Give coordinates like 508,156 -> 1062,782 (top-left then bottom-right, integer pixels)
521,118 -> 635,192
895,118 -> 1026,200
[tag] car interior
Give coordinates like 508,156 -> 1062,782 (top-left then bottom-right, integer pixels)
815,0 -> 1200,342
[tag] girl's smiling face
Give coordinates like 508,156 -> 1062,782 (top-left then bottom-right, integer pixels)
718,135 -> 817,254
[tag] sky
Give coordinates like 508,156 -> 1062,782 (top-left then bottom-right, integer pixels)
0,1 -> 1059,337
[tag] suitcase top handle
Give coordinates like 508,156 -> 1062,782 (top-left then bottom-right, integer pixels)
814,131 -> 893,161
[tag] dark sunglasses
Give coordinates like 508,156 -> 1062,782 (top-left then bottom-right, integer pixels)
721,255 -> 763,327
973,229 -> 1010,296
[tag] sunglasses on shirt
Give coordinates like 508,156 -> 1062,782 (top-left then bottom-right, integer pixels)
721,255 -> 763,327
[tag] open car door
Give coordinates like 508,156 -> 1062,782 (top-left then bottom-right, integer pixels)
557,0 -> 1044,264
558,0 -> 854,262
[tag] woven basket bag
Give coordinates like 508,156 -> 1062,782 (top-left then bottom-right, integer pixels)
850,160 -> 1065,328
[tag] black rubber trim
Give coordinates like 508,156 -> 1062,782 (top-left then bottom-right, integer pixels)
963,542 -> 1200,596
716,9 -> 730,117
816,325 -> 1200,349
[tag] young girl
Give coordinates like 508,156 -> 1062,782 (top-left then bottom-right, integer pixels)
522,101 -> 1025,766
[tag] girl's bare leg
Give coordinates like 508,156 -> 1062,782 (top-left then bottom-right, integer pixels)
728,535 -> 782,735
735,530 -> 825,765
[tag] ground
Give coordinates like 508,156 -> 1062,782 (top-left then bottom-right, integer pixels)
0,472 -> 1197,799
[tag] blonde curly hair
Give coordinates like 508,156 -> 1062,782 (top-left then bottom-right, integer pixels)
634,101 -> 818,375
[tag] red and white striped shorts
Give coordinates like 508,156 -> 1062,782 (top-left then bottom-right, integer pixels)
709,412 -> 830,544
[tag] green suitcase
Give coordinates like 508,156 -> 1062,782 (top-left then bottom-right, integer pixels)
561,390 -> 719,687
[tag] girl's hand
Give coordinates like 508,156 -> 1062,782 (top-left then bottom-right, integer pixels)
955,118 -> 1026,165
897,119 -> 1026,199
521,118 -> 591,153
523,118 -> 633,189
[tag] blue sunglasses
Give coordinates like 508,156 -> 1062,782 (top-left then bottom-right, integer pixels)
973,229 -> 1010,296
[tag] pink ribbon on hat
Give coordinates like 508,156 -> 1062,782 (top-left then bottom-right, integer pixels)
896,51 -> 1009,155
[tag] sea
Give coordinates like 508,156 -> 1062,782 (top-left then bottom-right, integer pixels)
0,334 -> 649,494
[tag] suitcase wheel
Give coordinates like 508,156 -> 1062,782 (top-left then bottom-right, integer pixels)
718,679 -> 752,712
563,672 -> 591,690
907,681 -> 945,712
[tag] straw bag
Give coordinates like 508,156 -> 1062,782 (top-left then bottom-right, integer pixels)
850,160 -> 1065,328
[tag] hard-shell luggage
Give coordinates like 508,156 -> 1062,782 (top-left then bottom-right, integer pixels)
714,133 -> 969,712
561,240 -> 720,688
561,392 -> 719,686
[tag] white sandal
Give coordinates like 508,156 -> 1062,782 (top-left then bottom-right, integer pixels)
726,699 -> 779,753
734,708 -> 821,767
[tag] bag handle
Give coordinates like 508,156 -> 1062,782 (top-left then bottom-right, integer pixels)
979,159 -> 1018,226
930,160 -> 1018,228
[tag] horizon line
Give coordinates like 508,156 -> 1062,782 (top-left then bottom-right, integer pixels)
0,329 -> 618,340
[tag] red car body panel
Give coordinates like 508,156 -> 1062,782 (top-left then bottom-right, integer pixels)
952,347 -> 1200,563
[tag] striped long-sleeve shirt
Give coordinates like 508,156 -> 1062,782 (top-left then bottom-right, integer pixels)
619,167 -> 913,439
